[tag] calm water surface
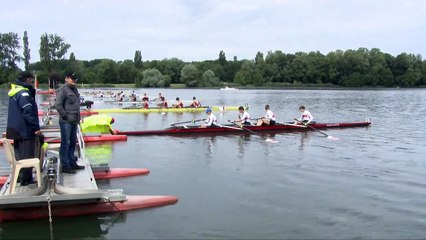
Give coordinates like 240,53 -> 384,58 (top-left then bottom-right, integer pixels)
0,88 -> 425,239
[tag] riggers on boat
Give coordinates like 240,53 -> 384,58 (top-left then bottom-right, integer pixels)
0,126 -> 177,222
114,120 -> 372,136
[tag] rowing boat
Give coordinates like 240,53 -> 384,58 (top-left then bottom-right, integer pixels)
0,168 -> 150,186
0,195 -> 178,222
0,134 -> 127,146
115,120 -> 372,136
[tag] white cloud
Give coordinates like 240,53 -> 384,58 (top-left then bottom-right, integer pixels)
1,0 -> 426,63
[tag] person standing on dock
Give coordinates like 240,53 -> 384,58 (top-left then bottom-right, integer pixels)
6,71 -> 42,186
55,73 -> 85,174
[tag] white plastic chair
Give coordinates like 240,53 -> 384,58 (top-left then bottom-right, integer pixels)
1,139 -> 42,194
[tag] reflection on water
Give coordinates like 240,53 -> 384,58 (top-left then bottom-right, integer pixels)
0,213 -> 127,239
298,132 -> 311,150
237,134 -> 252,159
203,136 -> 216,162
85,143 -> 114,165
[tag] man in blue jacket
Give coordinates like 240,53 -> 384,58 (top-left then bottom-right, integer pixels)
6,71 -> 42,186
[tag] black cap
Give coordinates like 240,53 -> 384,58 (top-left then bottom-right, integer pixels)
66,72 -> 78,81
19,71 -> 34,81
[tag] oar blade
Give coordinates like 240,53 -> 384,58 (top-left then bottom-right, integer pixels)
266,138 -> 279,143
326,136 -> 339,140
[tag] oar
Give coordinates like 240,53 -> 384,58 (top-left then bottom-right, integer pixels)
276,121 -> 307,128
170,119 -> 205,126
228,120 -> 278,143
294,118 -> 339,140
216,123 -> 244,131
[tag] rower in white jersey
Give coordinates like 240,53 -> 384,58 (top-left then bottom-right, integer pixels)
294,105 -> 313,125
234,106 -> 251,126
200,108 -> 217,128
256,105 -> 276,126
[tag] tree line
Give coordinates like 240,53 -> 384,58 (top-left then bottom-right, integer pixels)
1,31 -> 426,88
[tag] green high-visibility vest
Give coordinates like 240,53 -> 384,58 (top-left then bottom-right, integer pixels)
80,114 -> 113,133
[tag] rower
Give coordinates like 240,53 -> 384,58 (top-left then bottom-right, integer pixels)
199,108 -> 217,128
172,97 -> 184,108
233,106 -> 251,126
256,105 -> 276,126
80,96 -> 94,110
130,91 -> 137,101
142,98 -> 149,109
294,105 -> 313,125
157,96 -> 168,108
117,91 -> 125,102
154,92 -> 163,101
142,93 -> 149,102
190,96 -> 201,108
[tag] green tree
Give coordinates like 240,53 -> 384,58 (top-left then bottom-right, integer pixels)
218,50 -> 227,66
0,32 -> 21,68
398,66 -> 421,87
134,50 -> 143,69
199,70 -> 220,87
39,33 -> 71,72
94,59 -> 119,84
150,58 -> 185,84
66,52 -> 85,82
253,51 -> 265,86
67,52 -> 77,72
365,48 -> 387,86
196,61 -> 224,82
234,60 -> 254,86
137,68 -> 170,87
23,31 -> 30,70
181,64 -> 200,87
0,32 -> 21,84
223,57 -> 242,83
326,50 -> 345,85
118,60 -> 137,83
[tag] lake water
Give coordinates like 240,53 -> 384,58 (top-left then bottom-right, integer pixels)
0,88 -> 425,239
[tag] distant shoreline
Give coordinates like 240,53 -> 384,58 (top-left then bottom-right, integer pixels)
1,83 -> 425,90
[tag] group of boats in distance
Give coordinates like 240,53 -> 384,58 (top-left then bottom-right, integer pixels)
37,105 -> 240,115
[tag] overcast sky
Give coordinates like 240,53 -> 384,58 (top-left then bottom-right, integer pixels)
1,0 -> 426,63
